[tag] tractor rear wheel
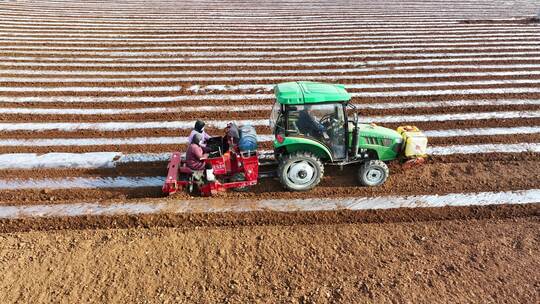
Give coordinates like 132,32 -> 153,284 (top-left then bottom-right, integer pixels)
358,160 -> 389,187
278,151 -> 324,191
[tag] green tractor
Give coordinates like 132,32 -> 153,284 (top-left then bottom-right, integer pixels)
271,81 -> 427,191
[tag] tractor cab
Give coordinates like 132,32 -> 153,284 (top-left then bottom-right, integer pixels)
271,81 -> 351,161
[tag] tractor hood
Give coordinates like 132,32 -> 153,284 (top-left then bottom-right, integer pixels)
357,123 -> 401,140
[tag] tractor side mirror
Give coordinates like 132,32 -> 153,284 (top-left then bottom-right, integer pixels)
353,112 -> 359,125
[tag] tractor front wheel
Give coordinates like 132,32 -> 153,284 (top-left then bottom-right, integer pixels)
358,160 -> 389,187
278,151 -> 324,191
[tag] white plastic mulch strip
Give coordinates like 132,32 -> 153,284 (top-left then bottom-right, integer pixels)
0,94 -> 274,103
367,110 -> 540,123
354,99 -> 540,110
3,80 -> 540,92
0,105 -> 269,115
0,15 -> 511,23
354,88 -> 540,98
2,55 -> 540,68
0,142 -> 538,169
1,28 -> 538,37
6,45 -> 540,57
2,50 -> 540,63
0,189 -> 538,219
424,126 -> 540,137
1,99 -> 538,115
0,22 -> 507,30
0,152 -> 122,169
0,67 -> 368,76
0,85 -> 181,93
0,135 -> 276,147
0,104 -> 272,115
0,21 -> 465,28
0,61 -> 362,68
3,35 -> 540,44
428,143 -> 540,155
0,111 -> 538,132
2,86 -> 540,103
190,81 -> 540,92
0,119 -> 268,131
0,176 -> 164,190
3,65 -> 540,78
0,20 -> 473,27
4,37 -> 540,48
0,24 -> 534,33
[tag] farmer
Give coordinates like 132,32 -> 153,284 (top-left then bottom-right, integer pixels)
297,106 -> 328,139
186,132 -> 215,181
222,122 -> 240,151
188,120 -> 211,147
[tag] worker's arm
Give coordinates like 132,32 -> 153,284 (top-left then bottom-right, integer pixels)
193,145 -> 208,160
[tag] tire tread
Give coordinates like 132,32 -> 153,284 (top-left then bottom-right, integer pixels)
358,160 -> 389,187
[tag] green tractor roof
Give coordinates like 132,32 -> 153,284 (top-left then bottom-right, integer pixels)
274,81 -> 351,105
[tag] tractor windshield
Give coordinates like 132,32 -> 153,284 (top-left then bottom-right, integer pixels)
269,101 -> 280,130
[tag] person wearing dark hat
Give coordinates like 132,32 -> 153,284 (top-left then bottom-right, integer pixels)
186,132 -> 215,181
188,120 -> 211,147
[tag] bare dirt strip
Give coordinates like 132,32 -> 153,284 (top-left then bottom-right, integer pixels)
0,206 -> 538,302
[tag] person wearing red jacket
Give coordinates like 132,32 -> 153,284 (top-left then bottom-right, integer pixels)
186,132 -> 215,181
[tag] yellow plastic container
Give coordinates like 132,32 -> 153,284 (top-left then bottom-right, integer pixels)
397,126 -> 428,158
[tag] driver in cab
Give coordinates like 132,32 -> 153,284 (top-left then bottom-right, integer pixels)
297,105 -> 330,140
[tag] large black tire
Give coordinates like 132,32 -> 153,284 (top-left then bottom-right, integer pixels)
278,151 -> 324,191
357,160 -> 389,187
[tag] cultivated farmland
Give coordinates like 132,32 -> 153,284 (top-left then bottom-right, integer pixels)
0,0 -> 538,302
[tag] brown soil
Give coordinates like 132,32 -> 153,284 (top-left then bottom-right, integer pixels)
0,207 -> 538,303
461,17 -> 540,24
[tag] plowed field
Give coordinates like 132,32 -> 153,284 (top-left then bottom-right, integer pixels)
0,0 -> 539,302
